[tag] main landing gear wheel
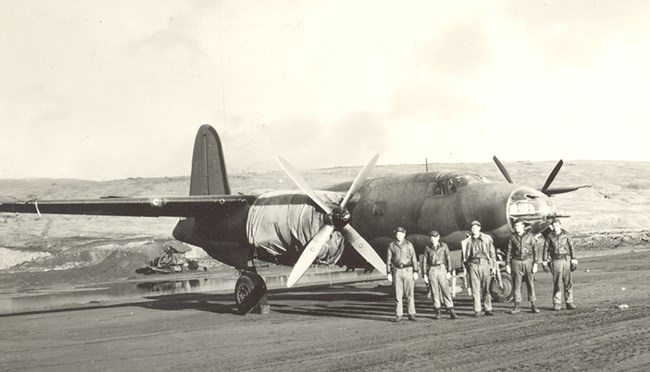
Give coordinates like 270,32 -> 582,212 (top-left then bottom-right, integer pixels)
490,272 -> 513,303
234,271 -> 269,315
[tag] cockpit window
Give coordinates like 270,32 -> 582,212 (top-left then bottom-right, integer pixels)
457,174 -> 491,185
427,182 -> 444,197
427,174 -> 490,197
448,178 -> 458,194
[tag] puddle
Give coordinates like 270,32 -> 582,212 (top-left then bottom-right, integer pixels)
0,268 -> 384,314
2,246 -> 645,315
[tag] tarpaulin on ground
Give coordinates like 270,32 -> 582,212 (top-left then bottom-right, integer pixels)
246,190 -> 345,265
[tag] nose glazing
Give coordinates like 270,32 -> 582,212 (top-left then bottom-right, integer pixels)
506,187 -> 556,224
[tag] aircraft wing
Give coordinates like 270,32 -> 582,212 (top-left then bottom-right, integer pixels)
0,194 -> 258,218
542,185 -> 591,195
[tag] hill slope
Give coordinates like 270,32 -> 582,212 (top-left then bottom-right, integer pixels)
0,160 -> 649,288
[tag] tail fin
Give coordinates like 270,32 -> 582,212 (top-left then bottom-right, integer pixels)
189,125 -> 231,196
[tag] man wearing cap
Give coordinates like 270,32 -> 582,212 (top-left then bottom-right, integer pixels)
386,226 -> 419,322
542,218 -> 577,311
461,220 -> 497,317
421,230 -> 458,320
506,219 -> 539,314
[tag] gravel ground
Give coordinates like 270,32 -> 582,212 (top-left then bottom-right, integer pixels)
2,249 -> 649,371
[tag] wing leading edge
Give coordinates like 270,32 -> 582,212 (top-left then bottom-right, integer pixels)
0,194 -> 257,218
542,185 -> 591,195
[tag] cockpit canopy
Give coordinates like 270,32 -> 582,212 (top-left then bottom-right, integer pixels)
427,173 -> 492,196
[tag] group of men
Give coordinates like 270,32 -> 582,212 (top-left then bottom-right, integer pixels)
385,218 -> 577,322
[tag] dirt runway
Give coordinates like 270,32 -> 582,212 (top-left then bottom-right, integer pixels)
2,250 -> 650,371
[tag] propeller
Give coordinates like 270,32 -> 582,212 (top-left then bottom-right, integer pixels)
276,157 -> 333,215
493,156 -> 567,196
541,160 -> 563,194
341,154 -> 379,208
277,155 -> 386,288
286,225 -> 334,287
492,156 -> 514,184
340,225 -> 386,273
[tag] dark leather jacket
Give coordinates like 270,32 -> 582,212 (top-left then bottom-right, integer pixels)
543,229 -> 575,261
386,240 -> 419,273
422,242 -> 451,273
507,231 -> 538,262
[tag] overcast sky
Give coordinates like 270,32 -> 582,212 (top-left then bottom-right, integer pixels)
1,0 -> 649,180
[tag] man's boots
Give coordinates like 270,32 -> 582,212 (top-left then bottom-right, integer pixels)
509,301 -> 521,314
531,301 -> 539,313
449,308 -> 458,320
433,308 -> 441,320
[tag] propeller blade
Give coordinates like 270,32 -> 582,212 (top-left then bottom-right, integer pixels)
341,154 -> 379,209
287,224 -> 335,288
277,156 -> 333,214
341,225 -> 387,275
541,160 -> 563,194
493,156 -> 514,184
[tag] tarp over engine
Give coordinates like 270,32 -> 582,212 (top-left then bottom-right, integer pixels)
246,190 -> 345,265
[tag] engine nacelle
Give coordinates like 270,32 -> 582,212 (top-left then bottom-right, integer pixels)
246,190 -> 345,266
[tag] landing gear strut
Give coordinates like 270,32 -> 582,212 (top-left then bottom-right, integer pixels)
234,270 -> 269,315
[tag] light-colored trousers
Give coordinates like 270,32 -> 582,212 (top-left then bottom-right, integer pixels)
427,265 -> 454,309
468,260 -> 492,312
551,257 -> 574,305
393,267 -> 415,317
511,258 -> 536,302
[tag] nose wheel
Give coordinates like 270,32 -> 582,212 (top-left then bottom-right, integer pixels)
234,271 -> 269,314
489,271 -> 513,303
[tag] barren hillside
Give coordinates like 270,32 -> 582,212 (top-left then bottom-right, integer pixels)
0,160 -> 648,289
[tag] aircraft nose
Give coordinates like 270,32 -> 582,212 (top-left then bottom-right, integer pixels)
506,187 -> 556,223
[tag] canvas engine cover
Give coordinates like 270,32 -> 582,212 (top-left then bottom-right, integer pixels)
246,190 -> 345,265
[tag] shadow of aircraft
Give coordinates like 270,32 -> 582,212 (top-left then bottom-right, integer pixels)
1,281 -> 498,321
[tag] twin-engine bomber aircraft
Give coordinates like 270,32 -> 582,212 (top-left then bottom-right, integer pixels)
0,125 -> 589,314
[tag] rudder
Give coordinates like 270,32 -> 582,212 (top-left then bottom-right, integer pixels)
189,124 -> 231,196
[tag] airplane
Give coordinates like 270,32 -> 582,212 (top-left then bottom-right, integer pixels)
0,124 -> 590,314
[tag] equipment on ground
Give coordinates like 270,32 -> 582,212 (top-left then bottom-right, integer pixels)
138,246 -> 206,274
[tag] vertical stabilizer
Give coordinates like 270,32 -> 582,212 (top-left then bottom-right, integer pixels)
189,125 -> 231,196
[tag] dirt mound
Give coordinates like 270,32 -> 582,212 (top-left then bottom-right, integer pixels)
573,230 -> 650,250
82,249 -> 150,281
0,249 -> 151,290
0,236 -> 223,291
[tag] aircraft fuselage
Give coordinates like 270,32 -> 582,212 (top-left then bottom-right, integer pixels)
175,170 -> 557,272
329,171 -> 555,269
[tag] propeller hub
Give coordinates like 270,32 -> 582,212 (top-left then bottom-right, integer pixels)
331,206 -> 351,229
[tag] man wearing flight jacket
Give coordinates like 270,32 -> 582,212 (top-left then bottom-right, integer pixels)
542,218 -> 578,311
506,219 -> 539,314
461,220 -> 497,317
386,226 -> 419,322
421,230 -> 458,319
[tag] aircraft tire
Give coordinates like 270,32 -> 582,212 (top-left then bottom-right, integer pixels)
489,272 -> 513,303
234,271 -> 268,315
